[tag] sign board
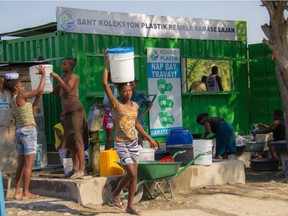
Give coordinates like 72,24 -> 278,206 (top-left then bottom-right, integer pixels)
57,7 -> 247,41
147,48 -> 182,137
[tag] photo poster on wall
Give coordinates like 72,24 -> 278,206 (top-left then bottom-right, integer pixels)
147,48 -> 183,137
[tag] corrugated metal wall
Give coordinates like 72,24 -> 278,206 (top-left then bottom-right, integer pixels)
1,31 -> 250,149
248,43 -> 283,125
0,33 -> 62,151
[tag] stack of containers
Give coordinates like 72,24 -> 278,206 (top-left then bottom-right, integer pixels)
166,129 -> 194,165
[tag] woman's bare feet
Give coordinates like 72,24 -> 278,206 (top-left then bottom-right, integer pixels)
22,193 -> 40,200
126,207 -> 141,215
14,193 -> 23,200
14,189 -> 23,200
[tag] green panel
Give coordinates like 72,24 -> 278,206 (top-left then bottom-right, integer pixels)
1,31 -> 250,148
61,33 -> 249,138
0,33 -> 62,151
248,43 -> 283,126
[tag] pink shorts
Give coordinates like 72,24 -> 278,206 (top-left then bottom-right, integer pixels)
103,110 -> 114,130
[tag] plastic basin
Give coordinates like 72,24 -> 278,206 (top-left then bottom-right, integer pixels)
245,141 -> 265,152
250,158 -> 280,171
236,145 -> 246,155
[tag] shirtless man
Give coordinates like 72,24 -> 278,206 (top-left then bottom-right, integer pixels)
51,58 -> 88,179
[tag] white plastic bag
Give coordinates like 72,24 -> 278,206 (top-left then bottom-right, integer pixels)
236,135 -> 247,146
87,106 -> 104,131
63,158 -> 73,175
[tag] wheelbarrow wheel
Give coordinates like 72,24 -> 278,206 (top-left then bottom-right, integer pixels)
121,184 -> 144,204
133,184 -> 144,204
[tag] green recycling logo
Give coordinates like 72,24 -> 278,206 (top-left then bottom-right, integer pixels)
236,21 -> 247,41
150,50 -> 159,61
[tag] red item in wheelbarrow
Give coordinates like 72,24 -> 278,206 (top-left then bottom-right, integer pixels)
159,156 -> 174,162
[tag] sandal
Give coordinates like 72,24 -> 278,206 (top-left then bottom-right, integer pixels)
126,208 -> 141,215
108,195 -> 125,209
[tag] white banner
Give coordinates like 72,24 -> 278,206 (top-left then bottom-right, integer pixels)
57,7 -> 247,41
147,48 -> 182,137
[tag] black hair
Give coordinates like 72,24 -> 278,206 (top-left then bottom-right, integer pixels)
201,76 -> 207,82
211,66 -> 218,75
274,109 -> 284,119
117,82 -> 132,91
196,113 -> 209,124
64,57 -> 77,69
4,78 -> 19,92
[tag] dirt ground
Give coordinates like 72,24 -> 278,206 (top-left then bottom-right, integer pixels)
4,168 -> 288,216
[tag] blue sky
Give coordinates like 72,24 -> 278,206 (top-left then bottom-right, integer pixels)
0,0 -> 269,44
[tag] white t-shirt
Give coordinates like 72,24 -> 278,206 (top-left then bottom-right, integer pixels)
206,75 -> 220,91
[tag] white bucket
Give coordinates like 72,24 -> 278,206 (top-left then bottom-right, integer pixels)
29,64 -> 53,94
63,158 -> 73,175
142,140 -> 150,148
193,140 -> 213,165
58,149 -> 67,165
139,146 -> 155,161
108,47 -> 135,83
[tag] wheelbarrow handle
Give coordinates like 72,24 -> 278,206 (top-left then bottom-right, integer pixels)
174,153 -> 205,178
172,150 -> 187,159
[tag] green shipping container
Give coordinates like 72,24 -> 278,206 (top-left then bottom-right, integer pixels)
248,43 -> 283,126
0,20 -> 251,150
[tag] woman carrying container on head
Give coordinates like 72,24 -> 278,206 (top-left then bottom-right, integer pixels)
4,67 -> 46,200
196,113 -> 236,159
103,48 -> 158,215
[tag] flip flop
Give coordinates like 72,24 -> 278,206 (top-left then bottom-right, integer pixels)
69,171 -> 84,179
22,194 -> 40,200
108,195 -> 125,209
126,209 -> 141,215
14,195 -> 23,200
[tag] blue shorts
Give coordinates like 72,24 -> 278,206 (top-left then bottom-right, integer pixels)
16,125 -> 38,155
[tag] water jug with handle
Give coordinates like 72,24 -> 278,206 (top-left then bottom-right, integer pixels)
108,47 -> 135,83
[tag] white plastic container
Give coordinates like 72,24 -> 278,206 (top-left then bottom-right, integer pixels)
108,47 -> 135,83
193,140 -> 213,165
29,64 -> 53,94
139,146 -> 155,161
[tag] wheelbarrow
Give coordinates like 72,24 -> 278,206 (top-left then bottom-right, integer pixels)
119,151 -> 205,203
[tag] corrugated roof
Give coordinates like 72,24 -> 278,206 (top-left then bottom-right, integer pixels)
0,22 -> 57,38
0,60 -> 52,68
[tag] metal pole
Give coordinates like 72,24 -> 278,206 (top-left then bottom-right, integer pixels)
0,172 -> 6,216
